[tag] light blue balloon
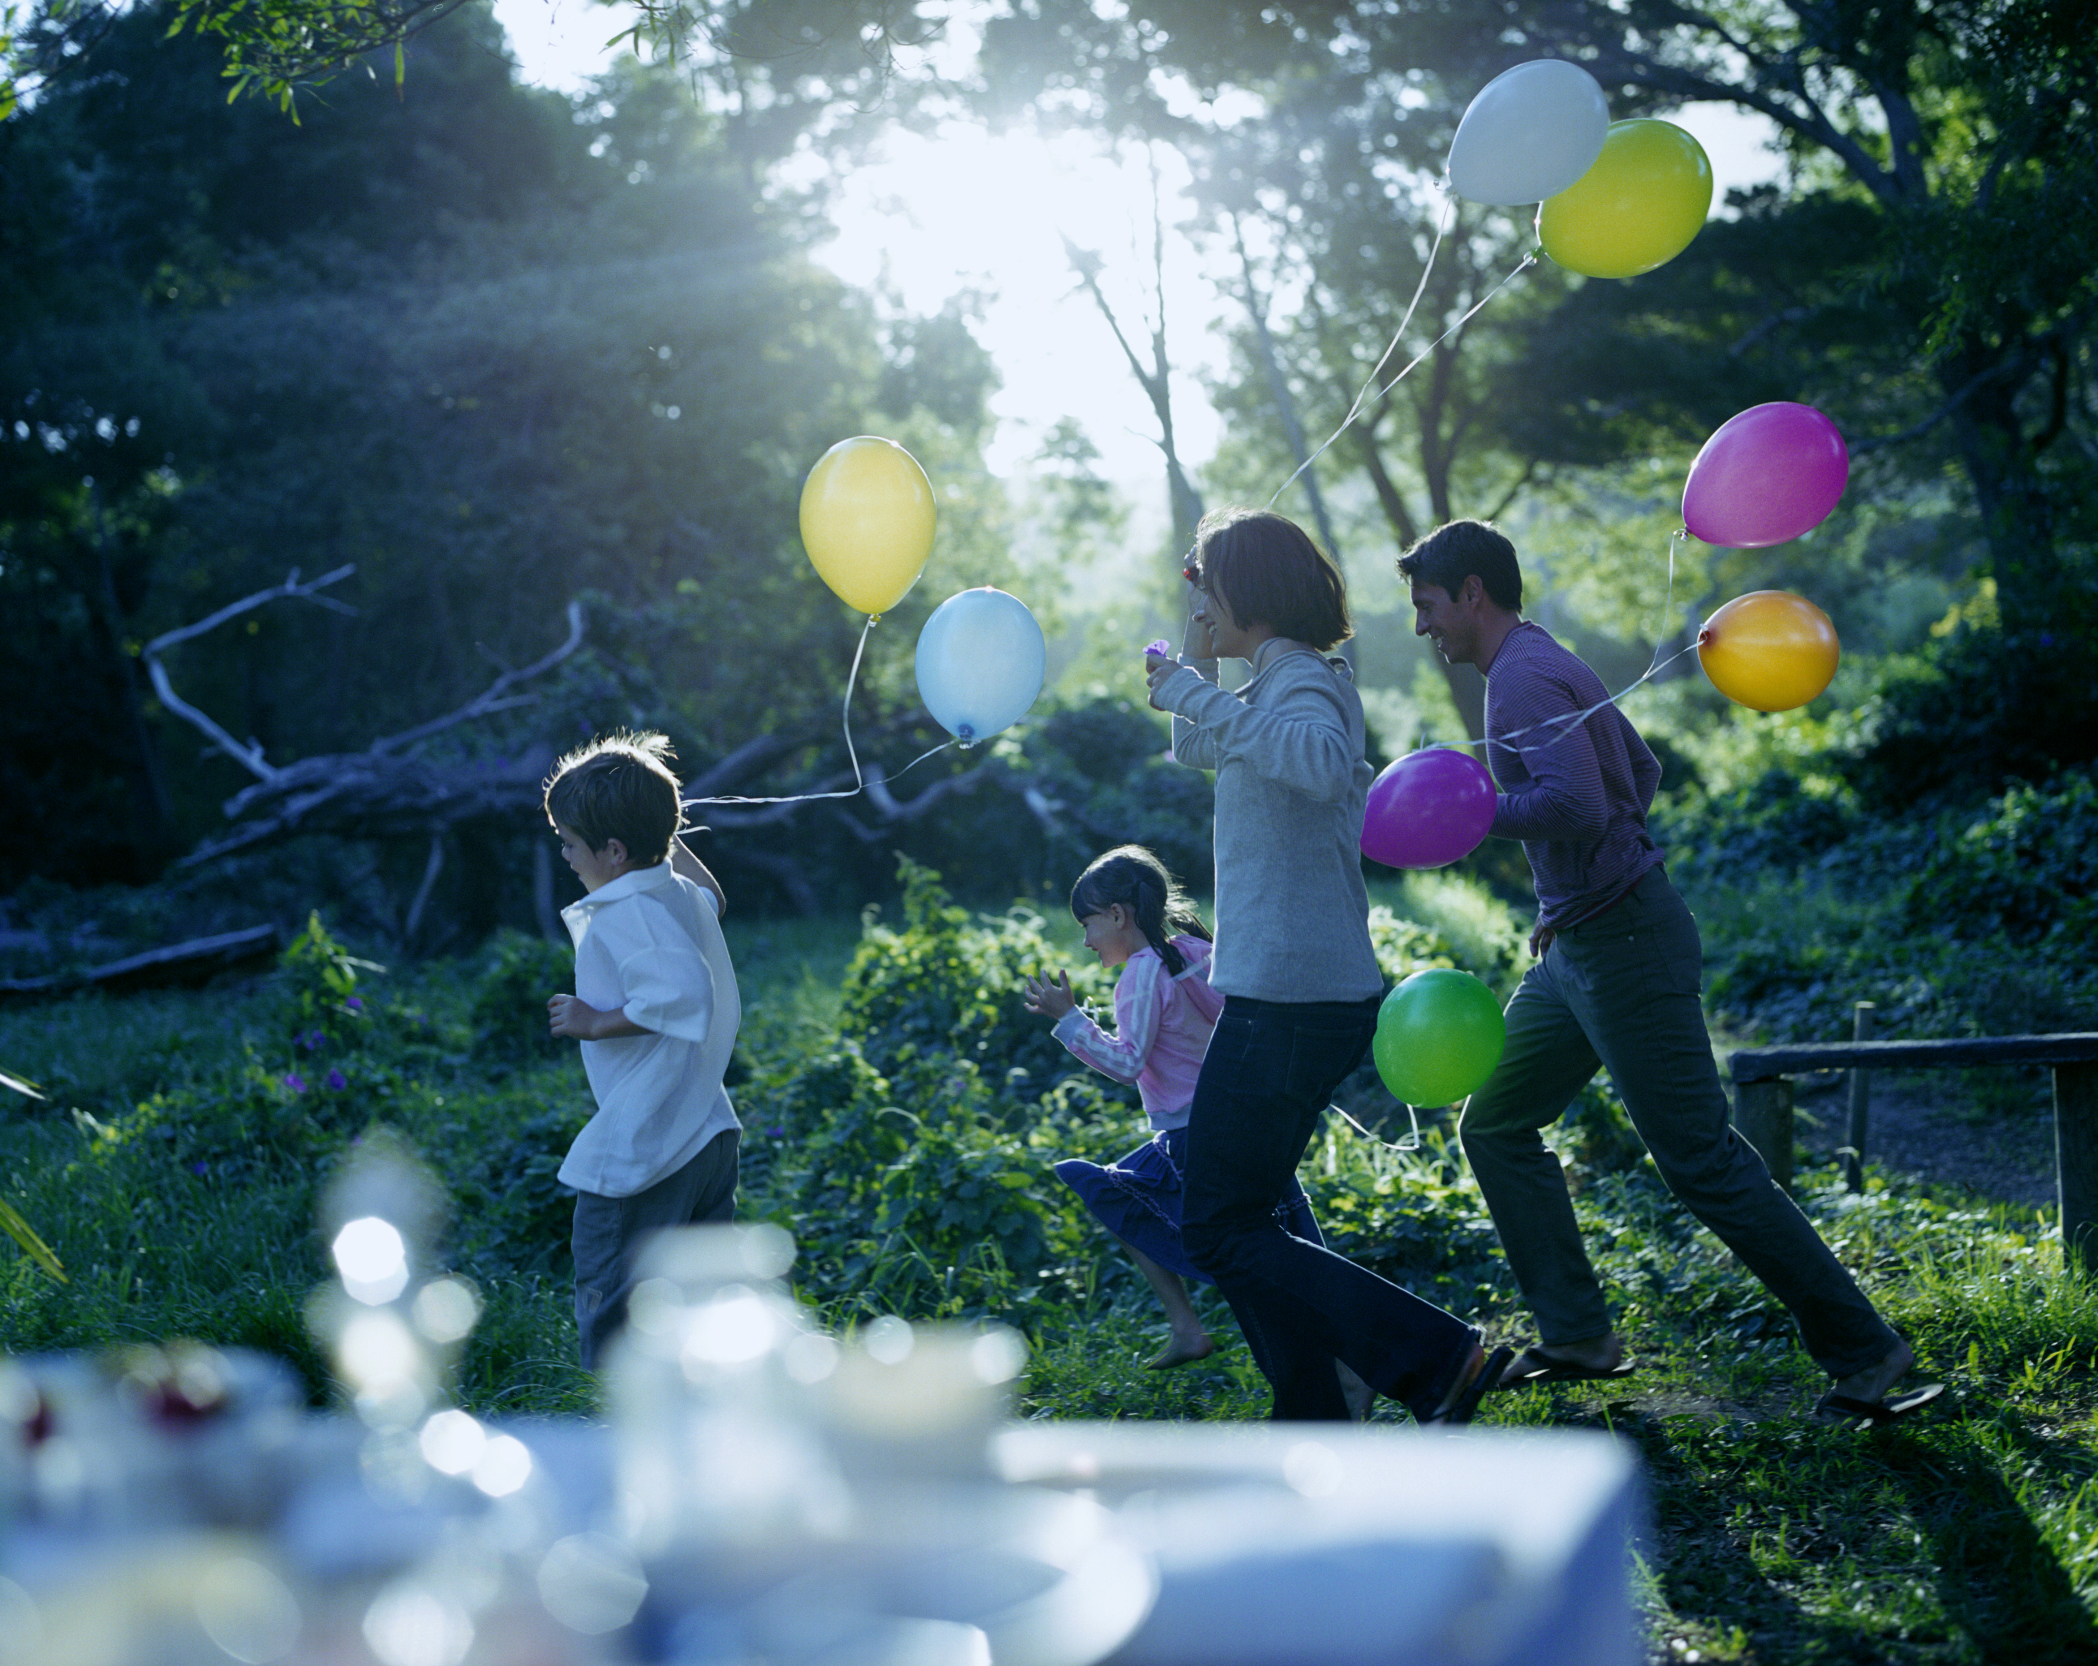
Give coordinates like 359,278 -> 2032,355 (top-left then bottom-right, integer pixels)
914,587 -> 1046,745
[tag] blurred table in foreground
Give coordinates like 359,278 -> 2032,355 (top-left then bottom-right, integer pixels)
994,1423 -> 1640,1666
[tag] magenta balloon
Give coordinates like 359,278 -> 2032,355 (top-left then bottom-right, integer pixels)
1683,402 -> 1850,549
1361,747 -> 1497,870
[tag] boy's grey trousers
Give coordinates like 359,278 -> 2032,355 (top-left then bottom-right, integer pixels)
573,1128 -> 740,1371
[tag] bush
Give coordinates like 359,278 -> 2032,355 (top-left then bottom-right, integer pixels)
1841,613 -> 2098,811
837,857 -> 1114,1101
470,930 -> 577,1063
1903,769 -> 2098,946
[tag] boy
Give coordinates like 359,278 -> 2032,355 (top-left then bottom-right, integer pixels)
544,731 -> 740,1370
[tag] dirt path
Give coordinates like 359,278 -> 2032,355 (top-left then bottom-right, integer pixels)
1790,1068 -> 2056,1209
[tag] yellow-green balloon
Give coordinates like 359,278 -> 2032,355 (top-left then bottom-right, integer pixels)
1537,119 -> 1713,280
799,436 -> 936,616
1372,969 -> 1506,1107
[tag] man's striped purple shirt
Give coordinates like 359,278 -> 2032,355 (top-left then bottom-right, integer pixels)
1483,621 -> 1664,930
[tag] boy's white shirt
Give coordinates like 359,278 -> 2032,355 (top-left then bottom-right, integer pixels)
557,861 -> 741,1198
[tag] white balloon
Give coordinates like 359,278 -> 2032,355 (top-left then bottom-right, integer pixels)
913,587 -> 1046,745
1447,59 -> 1610,206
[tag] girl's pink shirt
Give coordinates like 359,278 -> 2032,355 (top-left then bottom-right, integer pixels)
1049,936 -> 1222,1131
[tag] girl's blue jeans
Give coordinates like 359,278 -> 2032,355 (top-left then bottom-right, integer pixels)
1181,994 -> 1477,1421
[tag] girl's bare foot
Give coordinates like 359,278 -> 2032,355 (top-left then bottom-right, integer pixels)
1146,1332 -> 1216,1370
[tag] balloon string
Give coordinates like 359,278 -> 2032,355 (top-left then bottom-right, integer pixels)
1269,189 -> 1455,512
1331,1098 -> 1423,1153
686,615 -> 881,810
683,615 -> 964,816
1451,529 -> 1700,764
1369,248 -> 1537,408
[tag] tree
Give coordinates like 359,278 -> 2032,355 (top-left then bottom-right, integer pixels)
0,3 -> 1009,920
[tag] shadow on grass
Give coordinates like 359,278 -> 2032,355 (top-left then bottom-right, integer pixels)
1885,1428 -> 2098,1666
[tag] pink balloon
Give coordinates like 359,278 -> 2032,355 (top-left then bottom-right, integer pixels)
1361,747 -> 1497,870
1683,402 -> 1849,549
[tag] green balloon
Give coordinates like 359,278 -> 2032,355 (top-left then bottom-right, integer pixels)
1372,969 -> 1506,1107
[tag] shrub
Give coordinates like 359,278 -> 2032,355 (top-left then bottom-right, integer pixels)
1903,769 -> 2098,946
278,912 -> 381,1056
838,857 -> 1114,1102
1037,699 -> 1168,784
470,930 -> 577,1063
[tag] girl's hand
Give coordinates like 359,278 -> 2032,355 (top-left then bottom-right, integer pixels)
1022,970 -> 1077,1020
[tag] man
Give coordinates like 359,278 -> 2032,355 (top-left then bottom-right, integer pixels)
1401,519 -> 1936,1425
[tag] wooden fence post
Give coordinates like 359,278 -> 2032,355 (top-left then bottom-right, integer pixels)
1735,1078 -> 1795,1193
2056,1061 -> 2098,1277
1845,1001 -> 1876,1193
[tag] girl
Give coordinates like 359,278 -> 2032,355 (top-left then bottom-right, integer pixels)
1023,845 -> 1324,1372
1144,507 -> 1505,1424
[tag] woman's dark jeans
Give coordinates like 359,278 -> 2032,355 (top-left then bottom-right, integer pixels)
1181,995 -> 1477,1421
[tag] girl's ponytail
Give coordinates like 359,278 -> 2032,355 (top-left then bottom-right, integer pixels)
1069,845 -> 1210,977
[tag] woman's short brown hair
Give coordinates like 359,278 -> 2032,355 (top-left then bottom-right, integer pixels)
1188,508 -> 1352,651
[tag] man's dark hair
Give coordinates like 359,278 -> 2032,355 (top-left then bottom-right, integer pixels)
544,731 -> 683,865
1188,508 -> 1352,651
1396,520 -> 1524,611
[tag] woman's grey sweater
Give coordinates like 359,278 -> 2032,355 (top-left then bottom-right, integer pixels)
1155,639 -> 1384,1005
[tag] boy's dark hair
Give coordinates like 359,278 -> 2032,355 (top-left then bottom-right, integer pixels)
1396,519 -> 1524,610
544,731 -> 683,866
1070,845 -> 1212,977
1188,508 -> 1352,651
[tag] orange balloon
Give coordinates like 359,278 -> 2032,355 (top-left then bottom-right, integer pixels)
1697,591 -> 1840,712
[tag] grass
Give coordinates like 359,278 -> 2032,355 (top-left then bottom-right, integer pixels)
3,901 -> 2097,1663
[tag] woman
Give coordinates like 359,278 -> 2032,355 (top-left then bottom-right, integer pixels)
1145,507 -> 1504,1423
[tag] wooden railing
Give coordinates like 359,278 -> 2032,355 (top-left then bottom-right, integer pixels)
1727,1032 -> 2098,1274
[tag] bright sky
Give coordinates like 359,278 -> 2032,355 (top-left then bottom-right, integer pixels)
492,0 -> 1786,514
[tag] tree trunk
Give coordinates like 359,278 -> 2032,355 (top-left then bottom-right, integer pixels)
1943,345 -> 2061,639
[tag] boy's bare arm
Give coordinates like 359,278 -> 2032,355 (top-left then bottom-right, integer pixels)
548,994 -> 649,1040
670,835 -> 726,915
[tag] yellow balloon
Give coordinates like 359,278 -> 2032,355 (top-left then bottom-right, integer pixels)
1698,591 -> 1840,712
1537,119 -> 1713,279
799,436 -> 937,615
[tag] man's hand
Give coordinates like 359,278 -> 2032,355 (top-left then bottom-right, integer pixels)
1022,970 -> 1077,1021
549,994 -> 646,1040
1529,921 -> 1557,958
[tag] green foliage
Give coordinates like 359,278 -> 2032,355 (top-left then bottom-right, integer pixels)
469,930 -> 574,1064
280,911 -> 378,1050
1906,771 -> 2098,948
1843,615 -> 2098,812
7,888 -> 2098,1653
838,857 -> 1108,1093
1655,763 -> 2098,1044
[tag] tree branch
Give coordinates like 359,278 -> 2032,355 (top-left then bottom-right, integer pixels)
368,600 -> 586,756
140,564 -> 358,782
1851,356 -> 2033,455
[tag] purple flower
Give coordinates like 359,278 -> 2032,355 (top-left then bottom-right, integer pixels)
191,1161 -> 208,1175
325,1068 -> 348,1091
345,996 -> 365,1012
298,1029 -> 321,1051
766,1126 -> 786,1138
284,1073 -> 307,1094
